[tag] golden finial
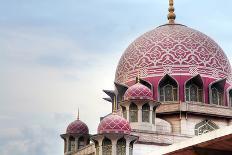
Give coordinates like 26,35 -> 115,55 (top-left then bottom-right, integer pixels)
113,96 -> 117,113
77,108 -> 79,120
167,0 -> 176,24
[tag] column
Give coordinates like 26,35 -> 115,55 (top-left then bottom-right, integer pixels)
66,137 -> 69,153
126,140 -> 130,155
138,104 -> 142,123
98,138 -> 103,155
112,140 -> 117,155
75,136 -> 79,151
149,105 -> 153,124
126,105 -> 130,122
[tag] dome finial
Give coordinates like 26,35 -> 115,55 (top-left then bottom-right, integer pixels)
77,108 -> 80,120
167,0 -> 176,24
113,96 -> 117,113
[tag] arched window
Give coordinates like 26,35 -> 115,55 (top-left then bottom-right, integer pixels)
212,87 -> 223,105
229,89 -> 232,107
129,103 -> 138,122
121,106 -> 127,119
159,75 -> 178,102
195,120 -> 219,136
68,136 -> 75,151
78,136 -> 85,149
142,103 -> 150,122
185,75 -> 203,102
210,79 -> 225,106
102,138 -> 112,155
117,138 -> 126,155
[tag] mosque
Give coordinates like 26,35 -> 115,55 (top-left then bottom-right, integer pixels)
60,0 -> 232,155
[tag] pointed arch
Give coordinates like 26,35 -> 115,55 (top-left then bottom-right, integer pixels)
185,74 -> 204,102
129,103 -> 138,122
102,137 -> 112,155
209,78 -> 226,106
117,138 -> 126,155
158,74 -> 179,102
142,103 -> 150,122
195,120 -> 219,136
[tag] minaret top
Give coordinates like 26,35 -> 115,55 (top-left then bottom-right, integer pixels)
77,108 -> 79,120
113,96 -> 117,113
167,0 -> 176,24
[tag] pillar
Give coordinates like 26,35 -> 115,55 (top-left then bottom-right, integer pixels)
98,138 -> 103,155
66,137 -> 69,153
138,104 -> 142,123
112,140 -> 117,155
126,105 -> 130,122
75,136 -> 79,151
149,105 -> 153,124
126,140 -> 130,155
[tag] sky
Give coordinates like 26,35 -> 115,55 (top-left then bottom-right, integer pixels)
0,0 -> 232,155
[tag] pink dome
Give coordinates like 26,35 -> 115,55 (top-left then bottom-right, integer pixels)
115,24 -> 232,84
66,119 -> 89,134
97,113 -> 131,134
124,83 -> 153,100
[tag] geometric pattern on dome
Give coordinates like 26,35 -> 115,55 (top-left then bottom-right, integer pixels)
124,83 -> 153,100
115,24 -> 232,84
66,119 -> 89,134
97,114 -> 131,134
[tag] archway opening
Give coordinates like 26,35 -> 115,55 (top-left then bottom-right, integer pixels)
129,103 -> 138,122
159,75 -> 178,102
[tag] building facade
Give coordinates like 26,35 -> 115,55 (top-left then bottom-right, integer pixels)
61,1 -> 232,155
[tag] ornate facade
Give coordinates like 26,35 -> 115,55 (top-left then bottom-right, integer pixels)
61,1 -> 232,155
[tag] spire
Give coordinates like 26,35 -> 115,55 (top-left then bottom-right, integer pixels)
113,96 -> 117,113
167,0 -> 176,24
77,108 -> 79,120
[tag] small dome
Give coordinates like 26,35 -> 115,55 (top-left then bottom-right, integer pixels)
66,119 -> 89,134
124,83 -> 153,100
97,113 -> 131,134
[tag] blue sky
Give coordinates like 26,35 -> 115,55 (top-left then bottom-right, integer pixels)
0,0 -> 232,155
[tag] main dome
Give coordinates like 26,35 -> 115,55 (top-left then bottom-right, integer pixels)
115,24 -> 232,84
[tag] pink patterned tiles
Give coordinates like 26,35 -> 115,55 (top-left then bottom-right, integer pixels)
124,83 -> 153,100
115,24 -> 232,84
66,119 -> 89,134
98,113 -> 131,134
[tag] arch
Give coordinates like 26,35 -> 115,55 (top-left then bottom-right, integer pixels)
129,103 -> 138,122
142,103 -> 150,122
78,136 -> 85,149
102,137 -> 112,155
195,120 -> 219,136
121,106 -> 127,119
185,75 -> 204,102
209,78 -> 226,106
117,138 -> 126,155
68,136 -> 75,151
158,74 -> 178,102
